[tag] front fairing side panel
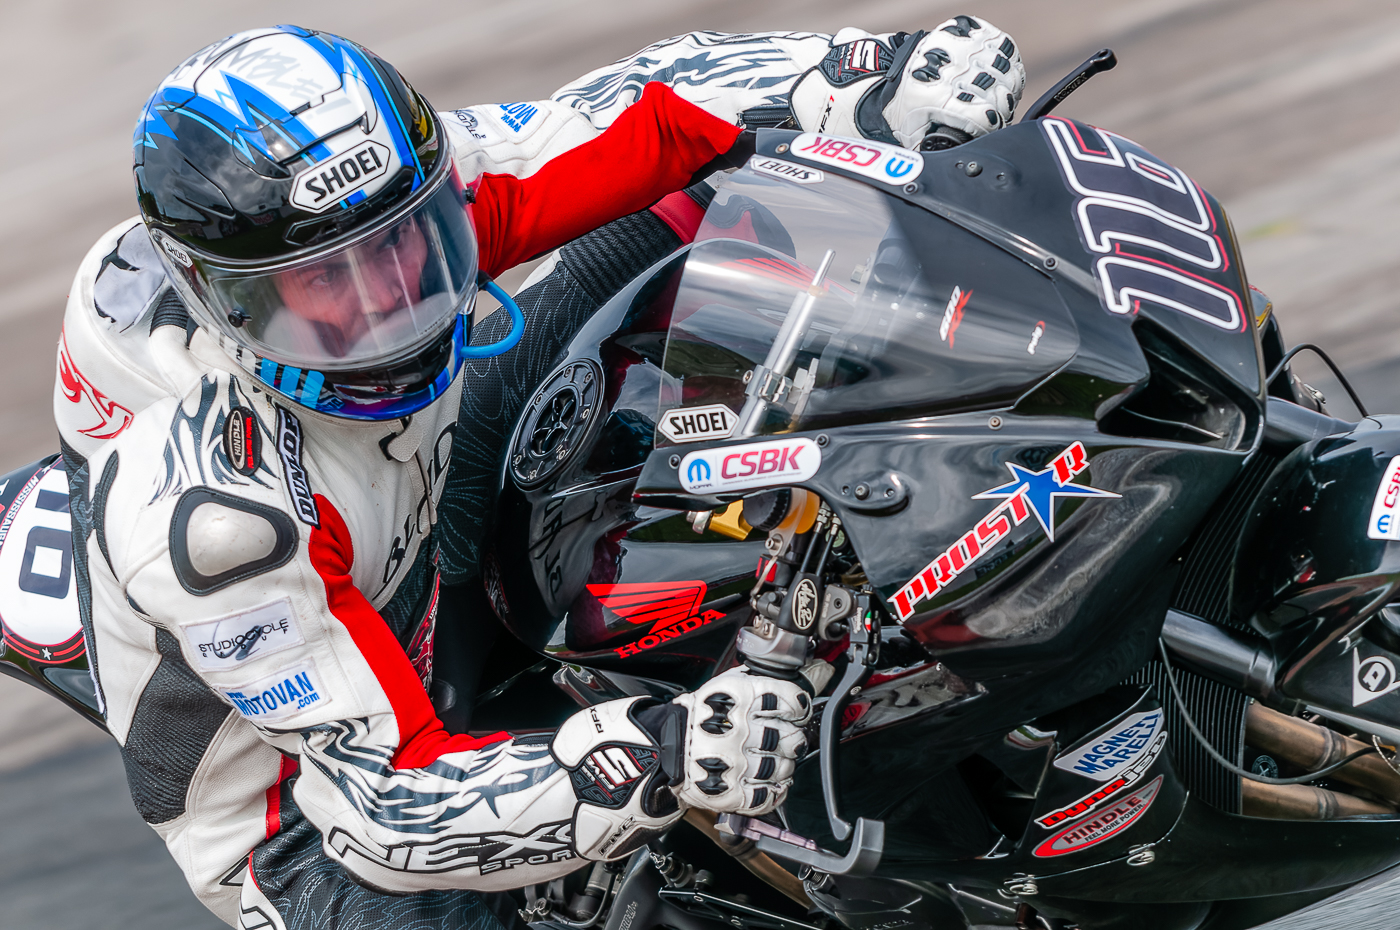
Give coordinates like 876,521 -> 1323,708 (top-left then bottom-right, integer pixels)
637,416 -> 1244,680
1232,416 -> 1400,708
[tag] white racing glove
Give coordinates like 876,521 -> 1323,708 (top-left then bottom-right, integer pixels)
790,15 -> 1026,149
670,667 -> 812,813
551,668 -> 811,860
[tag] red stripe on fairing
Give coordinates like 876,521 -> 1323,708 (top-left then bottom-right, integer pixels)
264,754 -> 299,839
307,495 -> 508,769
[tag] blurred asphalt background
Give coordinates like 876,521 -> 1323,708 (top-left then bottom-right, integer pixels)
2,0 -> 1399,927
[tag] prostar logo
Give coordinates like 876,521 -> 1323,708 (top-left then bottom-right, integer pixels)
890,441 -> 1119,620
586,581 -> 726,658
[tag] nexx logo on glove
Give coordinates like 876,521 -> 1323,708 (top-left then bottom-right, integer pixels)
790,133 -> 923,185
679,438 -> 821,494
181,598 -> 303,671
220,661 -> 329,724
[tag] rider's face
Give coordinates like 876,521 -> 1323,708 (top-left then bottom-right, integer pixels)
273,221 -> 429,339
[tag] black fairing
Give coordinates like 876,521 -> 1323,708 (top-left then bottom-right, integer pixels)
489,121 -> 1266,689
485,121 -> 1296,885
1231,416 -> 1400,719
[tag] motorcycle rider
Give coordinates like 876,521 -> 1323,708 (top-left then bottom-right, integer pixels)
54,18 -> 1024,930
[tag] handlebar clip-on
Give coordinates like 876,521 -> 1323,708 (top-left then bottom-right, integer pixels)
726,508 -> 885,877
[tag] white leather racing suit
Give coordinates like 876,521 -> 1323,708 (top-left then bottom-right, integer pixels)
54,32 -> 857,929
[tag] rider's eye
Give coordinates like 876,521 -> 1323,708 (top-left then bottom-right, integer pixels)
307,269 -> 338,289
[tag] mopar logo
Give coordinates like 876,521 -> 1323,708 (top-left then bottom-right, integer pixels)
884,156 -> 916,179
686,459 -> 712,483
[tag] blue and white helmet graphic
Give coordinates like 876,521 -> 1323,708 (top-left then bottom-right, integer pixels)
136,25 -> 480,421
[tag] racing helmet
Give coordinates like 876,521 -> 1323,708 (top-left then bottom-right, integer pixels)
135,25 -> 477,421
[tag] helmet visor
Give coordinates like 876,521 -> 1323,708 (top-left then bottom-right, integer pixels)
195,176 -> 478,372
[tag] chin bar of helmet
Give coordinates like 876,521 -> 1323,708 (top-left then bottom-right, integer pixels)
460,274 -> 526,359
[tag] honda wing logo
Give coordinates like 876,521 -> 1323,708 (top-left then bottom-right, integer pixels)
586,581 -> 726,658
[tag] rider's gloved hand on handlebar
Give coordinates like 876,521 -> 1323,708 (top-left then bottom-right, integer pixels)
670,667 -> 812,814
552,667 -> 811,860
790,14 -> 1026,149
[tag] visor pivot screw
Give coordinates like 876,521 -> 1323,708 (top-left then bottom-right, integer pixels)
743,370 -> 754,384
669,454 -> 681,468
227,309 -> 251,328
1044,256 -> 1058,269
816,434 -> 829,447
963,161 -> 982,177
989,415 -> 1004,430
854,484 -> 870,500
903,182 -> 919,194
776,143 -> 790,154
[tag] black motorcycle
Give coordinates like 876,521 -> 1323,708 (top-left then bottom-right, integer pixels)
8,53 -> 1400,930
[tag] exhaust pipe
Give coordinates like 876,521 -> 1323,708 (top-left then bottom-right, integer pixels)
1241,780 -> 1392,819
1246,703 -> 1400,807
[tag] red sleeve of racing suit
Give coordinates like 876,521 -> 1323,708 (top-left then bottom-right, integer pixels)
307,494 -> 506,768
471,82 -> 742,277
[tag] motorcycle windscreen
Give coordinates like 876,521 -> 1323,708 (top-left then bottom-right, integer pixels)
657,166 -> 1079,442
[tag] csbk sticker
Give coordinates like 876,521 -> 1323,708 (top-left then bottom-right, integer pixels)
1368,455 -> 1400,541
586,581 -> 726,658
790,133 -> 923,185
1033,775 -> 1164,857
1053,710 -> 1166,781
890,441 -> 1119,620
679,438 -> 821,494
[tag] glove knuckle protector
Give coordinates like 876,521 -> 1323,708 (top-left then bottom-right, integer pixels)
885,15 -> 1027,146
790,16 -> 1025,150
672,669 -> 811,816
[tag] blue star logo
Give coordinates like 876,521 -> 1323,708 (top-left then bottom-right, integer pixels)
972,458 -> 1120,542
